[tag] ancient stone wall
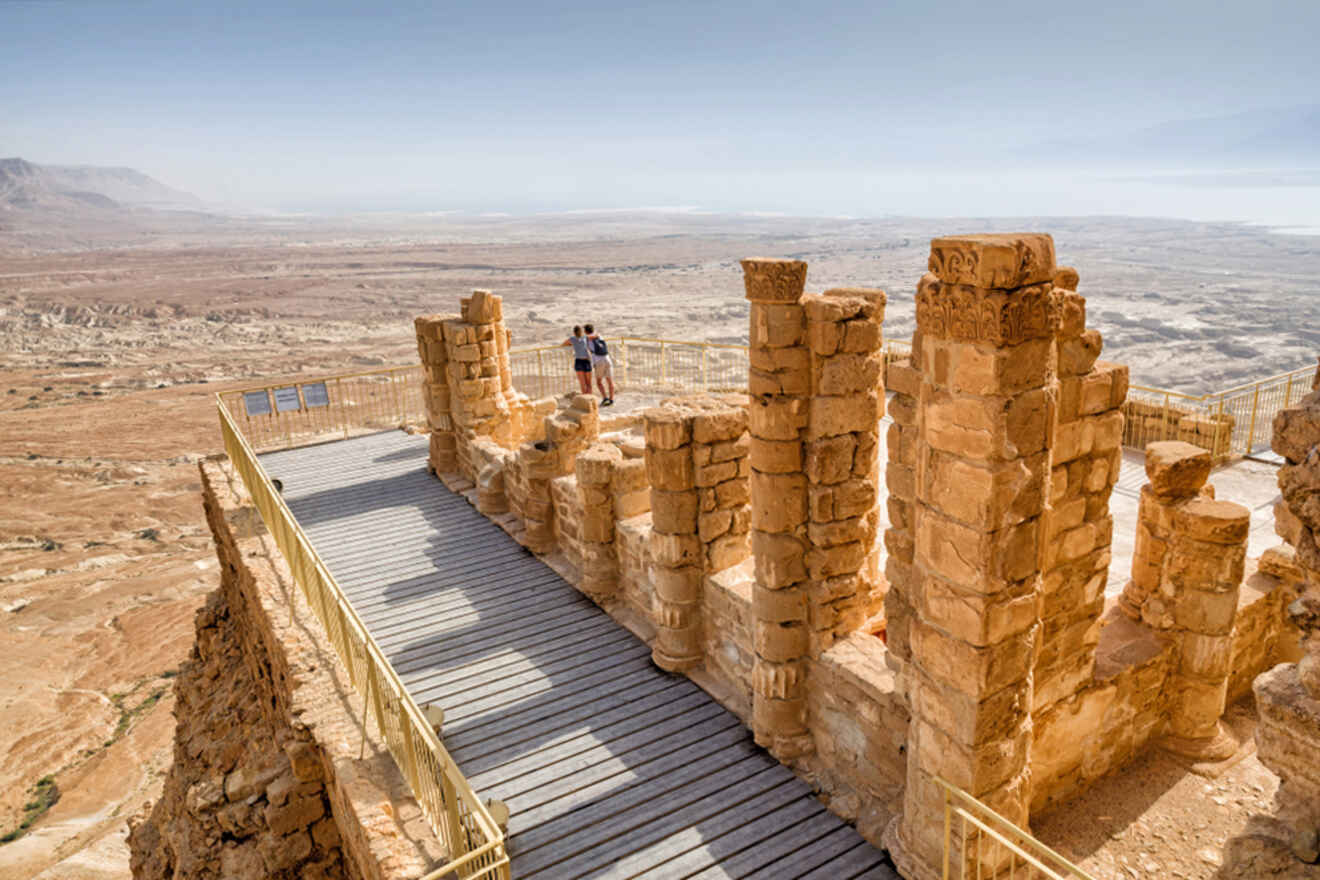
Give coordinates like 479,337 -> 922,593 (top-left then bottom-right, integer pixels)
129,460 -> 445,880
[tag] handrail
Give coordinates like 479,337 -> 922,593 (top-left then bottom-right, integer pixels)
936,777 -> 1096,880
216,399 -> 509,880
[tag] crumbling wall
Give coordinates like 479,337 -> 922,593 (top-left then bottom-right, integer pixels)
129,460 -> 444,880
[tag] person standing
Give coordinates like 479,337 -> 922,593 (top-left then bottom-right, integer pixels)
584,323 -> 615,406
562,325 -> 594,394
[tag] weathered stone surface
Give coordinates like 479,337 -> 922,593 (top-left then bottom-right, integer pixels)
1144,440 -> 1212,497
741,257 -> 808,303
927,233 -> 1056,289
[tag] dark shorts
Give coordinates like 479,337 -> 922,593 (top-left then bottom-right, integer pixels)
574,358 -> 592,373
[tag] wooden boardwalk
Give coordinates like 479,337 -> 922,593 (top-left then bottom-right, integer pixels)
260,430 -> 895,880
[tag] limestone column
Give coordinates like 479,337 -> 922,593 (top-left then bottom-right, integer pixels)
645,396 -> 751,672
1033,269 -> 1127,713
414,314 -> 458,474
888,234 -> 1059,880
742,258 -> 813,758
646,408 -> 704,671
802,289 -> 886,654
1118,441 -> 1249,759
576,443 -> 623,603
883,350 -> 920,665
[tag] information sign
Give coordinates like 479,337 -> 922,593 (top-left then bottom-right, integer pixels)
243,390 -> 272,417
273,386 -> 302,412
301,382 -> 330,408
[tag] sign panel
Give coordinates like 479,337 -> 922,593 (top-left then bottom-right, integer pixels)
243,390 -> 272,417
273,386 -> 302,412
301,381 -> 330,408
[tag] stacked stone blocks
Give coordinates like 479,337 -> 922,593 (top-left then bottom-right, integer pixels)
891,233 -> 1060,880
644,396 -> 750,672
1118,440 -> 1250,758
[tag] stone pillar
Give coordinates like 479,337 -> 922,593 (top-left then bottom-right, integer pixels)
802,289 -> 886,654
576,443 -> 623,603
742,257 -> 814,758
888,234 -> 1059,880
414,314 -> 458,474
646,408 -> 704,671
883,353 -> 920,666
1118,441 -> 1249,759
1253,392 -> 1320,864
443,290 -> 518,481
645,396 -> 751,672
1034,269 -> 1127,713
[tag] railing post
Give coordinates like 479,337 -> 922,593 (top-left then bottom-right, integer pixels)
1285,373 -> 1295,408
660,341 -> 668,387
536,349 -> 545,398
1162,392 -> 1172,441
1247,385 -> 1262,455
701,342 -> 708,390
621,338 -> 629,388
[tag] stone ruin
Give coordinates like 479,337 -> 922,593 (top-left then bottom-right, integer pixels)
411,233 -> 1307,879
1232,392 -> 1320,868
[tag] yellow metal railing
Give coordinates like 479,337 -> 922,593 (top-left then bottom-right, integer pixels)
1122,362 -> 1317,463
507,337 -> 751,399
938,778 -> 1096,880
217,365 -> 425,452
217,398 -> 509,880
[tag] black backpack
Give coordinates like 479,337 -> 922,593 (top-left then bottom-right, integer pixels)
591,336 -> 609,356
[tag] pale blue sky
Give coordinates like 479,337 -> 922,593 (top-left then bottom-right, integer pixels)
3,0 -> 1317,213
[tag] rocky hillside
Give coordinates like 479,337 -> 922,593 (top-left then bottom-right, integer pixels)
0,158 -> 200,213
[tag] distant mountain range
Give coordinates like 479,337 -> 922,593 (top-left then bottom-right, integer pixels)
0,157 -> 202,214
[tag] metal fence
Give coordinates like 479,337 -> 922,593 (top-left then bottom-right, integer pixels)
508,337 -> 750,399
937,778 -> 1096,880
216,365 -> 425,452
1123,363 -> 1316,463
216,395 -> 509,880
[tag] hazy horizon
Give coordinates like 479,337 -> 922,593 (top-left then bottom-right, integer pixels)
4,0 -> 1320,223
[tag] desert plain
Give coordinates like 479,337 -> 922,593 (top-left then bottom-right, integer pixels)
1,210 -> 1318,878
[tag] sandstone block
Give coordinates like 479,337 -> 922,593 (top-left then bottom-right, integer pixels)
818,353 -> 882,396
750,472 -> 807,531
927,233 -> 1056,289
694,460 -> 738,487
950,337 -> 1055,397
748,396 -> 808,441
750,303 -> 806,348
808,393 -> 879,440
755,620 -> 808,662
698,509 -> 733,543
806,434 -> 856,485
646,446 -> 694,491
652,565 -> 702,602
1058,329 -> 1103,376
706,531 -> 748,571
651,490 -> 698,534
709,433 -> 750,463
644,409 -> 691,449
1169,496 -> 1250,545
918,575 -> 1039,647
1144,441 -> 1212,497
916,718 -> 1029,794
715,478 -> 750,508
750,436 -> 801,473
751,530 -> 807,588
807,320 -> 841,356
841,319 -> 883,354
576,443 -> 622,485
754,583 -> 806,622
264,793 -> 324,837
910,618 -> 1037,697
651,532 -> 702,567
741,258 -> 808,303
1058,290 -> 1086,336
912,671 -> 1030,746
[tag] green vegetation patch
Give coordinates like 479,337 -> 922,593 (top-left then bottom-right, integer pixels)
1,776 -> 60,844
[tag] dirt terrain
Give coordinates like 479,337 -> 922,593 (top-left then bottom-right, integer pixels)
1,212 -> 1317,877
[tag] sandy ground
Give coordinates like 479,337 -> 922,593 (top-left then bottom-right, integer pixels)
1,212 -> 1315,877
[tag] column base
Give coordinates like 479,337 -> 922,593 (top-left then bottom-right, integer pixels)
752,730 -> 814,762
882,815 -> 942,880
1160,721 -> 1240,763
651,647 -> 702,673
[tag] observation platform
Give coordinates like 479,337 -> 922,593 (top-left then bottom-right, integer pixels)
260,430 -> 895,880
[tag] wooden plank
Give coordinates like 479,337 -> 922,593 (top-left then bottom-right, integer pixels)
516,761 -> 801,875
471,701 -> 729,794
615,791 -> 826,880
686,812 -> 857,880
797,840 -> 898,880
445,677 -> 699,759
741,823 -> 871,879
498,719 -> 749,813
456,682 -> 707,775
514,766 -> 794,878
507,735 -> 763,839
